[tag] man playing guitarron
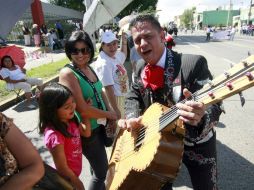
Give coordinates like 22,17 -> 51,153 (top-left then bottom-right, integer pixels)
118,14 -> 222,190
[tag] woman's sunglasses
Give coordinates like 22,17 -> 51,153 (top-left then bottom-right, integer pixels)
71,47 -> 91,55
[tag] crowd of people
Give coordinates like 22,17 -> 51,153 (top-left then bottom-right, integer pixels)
21,21 -> 64,51
240,23 -> 254,36
1,14 -> 226,190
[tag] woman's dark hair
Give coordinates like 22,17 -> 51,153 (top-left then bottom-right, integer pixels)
129,14 -> 162,32
99,42 -> 105,52
65,30 -> 94,63
1,55 -> 15,68
38,82 -> 73,137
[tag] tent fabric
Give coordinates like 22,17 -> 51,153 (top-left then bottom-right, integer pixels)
118,14 -> 136,28
0,46 -> 25,69
0,0 -> 33,39
83,0 -> 134,35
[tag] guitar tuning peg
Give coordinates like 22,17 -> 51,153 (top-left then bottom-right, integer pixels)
208,91 -> 215,99
248,51 -> 251,56
224,71 -> 230,78
229,62 -> 234,68
246,72 -> 254,81
226,82 -> 233,90
238,92 -> 245,107
242,61 -> 248,67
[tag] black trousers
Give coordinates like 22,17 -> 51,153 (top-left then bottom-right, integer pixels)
206,33 -> 211,41
82,128 -> 108,190
161,133 -> 217,190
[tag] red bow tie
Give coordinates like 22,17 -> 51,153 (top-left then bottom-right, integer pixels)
141,64 -> 164,91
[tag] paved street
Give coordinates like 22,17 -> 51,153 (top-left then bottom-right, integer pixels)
3,32 -> 254,190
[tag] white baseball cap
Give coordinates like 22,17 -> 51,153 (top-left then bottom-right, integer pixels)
101,31 -> 118,43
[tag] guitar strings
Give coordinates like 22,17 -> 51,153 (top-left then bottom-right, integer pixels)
119,67 -> 251,148
113,66 -> 254,160
115,79 -> 240,159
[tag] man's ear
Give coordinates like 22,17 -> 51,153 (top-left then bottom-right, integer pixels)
160,30 -> 165,43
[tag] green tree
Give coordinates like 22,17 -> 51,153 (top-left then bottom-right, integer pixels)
49,0 -> 85,12
180,7 -> 195,29
118,0 -> 158,18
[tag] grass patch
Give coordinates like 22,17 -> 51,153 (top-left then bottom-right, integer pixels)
0,57 -> 69,101
26,58 -> 69,79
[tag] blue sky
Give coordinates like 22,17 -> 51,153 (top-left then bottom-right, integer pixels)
156,0 -> 250,25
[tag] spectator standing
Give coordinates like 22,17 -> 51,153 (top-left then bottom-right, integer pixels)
165,29 -> 176,49
55,21 -> 64,47
230,26 -> 236,41
31,24 -> 41,47
59,31 -> 117,190
99,26 -> 105,41
22,23 -> 31,46
40,24 -> 48,35
93,31 -> 128,119
206,25 -> 211,41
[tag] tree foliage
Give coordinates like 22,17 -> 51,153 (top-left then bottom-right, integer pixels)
49,0 -> 85,12
180,7 -> 195,29
118,0 -> 158,18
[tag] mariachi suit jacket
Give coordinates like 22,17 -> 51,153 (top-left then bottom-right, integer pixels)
125,49 -> 222,143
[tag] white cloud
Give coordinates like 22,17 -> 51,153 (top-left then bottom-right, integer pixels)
156,0 -> 250,25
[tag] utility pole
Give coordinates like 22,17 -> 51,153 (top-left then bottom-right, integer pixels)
227,0 -> 232,27
247,0 -> 253,25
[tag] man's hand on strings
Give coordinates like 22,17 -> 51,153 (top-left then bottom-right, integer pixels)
118,117 -> 143,132
176,88 -> 205,126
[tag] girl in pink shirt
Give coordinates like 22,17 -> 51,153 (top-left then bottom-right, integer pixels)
39,83 -> 91,190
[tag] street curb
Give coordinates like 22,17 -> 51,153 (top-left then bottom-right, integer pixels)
0,75 -> 59,112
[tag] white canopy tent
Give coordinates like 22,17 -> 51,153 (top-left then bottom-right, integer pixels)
83,0 -> 134,35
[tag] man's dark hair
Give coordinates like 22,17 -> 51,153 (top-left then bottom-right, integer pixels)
129,14 -> 162,32
65,30 -> 94,63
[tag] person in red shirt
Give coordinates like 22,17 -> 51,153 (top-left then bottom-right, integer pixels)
165,30 -> 175,49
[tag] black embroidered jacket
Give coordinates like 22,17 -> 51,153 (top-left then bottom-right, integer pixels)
125,50 -> 222,143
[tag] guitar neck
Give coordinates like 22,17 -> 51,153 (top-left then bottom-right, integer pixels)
159,55 -> 254,132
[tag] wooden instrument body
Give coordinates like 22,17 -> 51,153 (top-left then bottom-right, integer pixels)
106,103 -> 185,190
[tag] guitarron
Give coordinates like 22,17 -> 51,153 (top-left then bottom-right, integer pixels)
106,55 -> 254,190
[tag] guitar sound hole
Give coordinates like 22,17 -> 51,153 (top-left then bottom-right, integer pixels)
135,127 -> 146,150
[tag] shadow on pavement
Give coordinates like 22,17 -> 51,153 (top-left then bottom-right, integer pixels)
12,99 -> 38,112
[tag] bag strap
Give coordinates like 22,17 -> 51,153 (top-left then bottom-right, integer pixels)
65,64 -> 104,110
